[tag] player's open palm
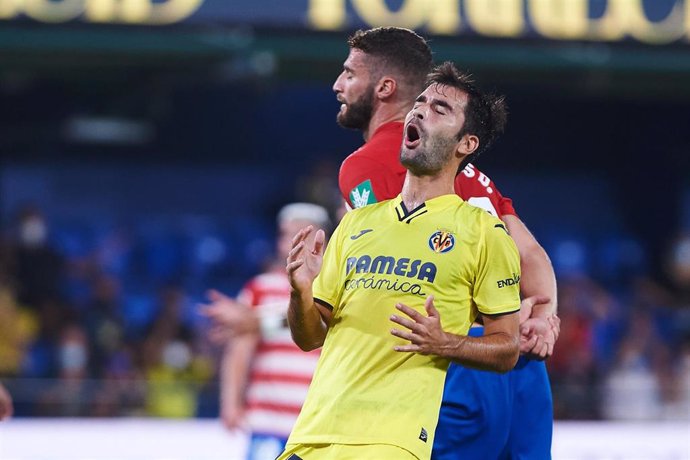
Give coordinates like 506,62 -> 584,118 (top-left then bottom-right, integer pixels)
286,225 -> 325,294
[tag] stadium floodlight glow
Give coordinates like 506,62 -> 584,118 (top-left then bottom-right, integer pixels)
62,116 -> 155,145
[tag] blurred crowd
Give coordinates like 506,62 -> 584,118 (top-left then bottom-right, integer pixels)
0,205 -> 217,418
0,190 -> 689,421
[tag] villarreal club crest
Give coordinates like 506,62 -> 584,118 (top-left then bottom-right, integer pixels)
429,230 -> 455,254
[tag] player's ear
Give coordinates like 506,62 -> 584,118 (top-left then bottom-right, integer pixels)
376,76 -> 397,100
456,134 -> 479,158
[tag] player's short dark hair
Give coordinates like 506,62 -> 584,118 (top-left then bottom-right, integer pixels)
348,27 -> 433,93
426,61 -> 507,159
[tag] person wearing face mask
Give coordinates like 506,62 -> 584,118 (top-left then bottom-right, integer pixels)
11,205 -> 65,310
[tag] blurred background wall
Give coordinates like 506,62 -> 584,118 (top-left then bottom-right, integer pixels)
0,0 -> 689,453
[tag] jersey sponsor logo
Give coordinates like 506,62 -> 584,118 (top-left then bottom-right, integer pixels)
428,230 -> 455,253
344,275 -> 427,296
350,228 -> 374,240
349,179 -> 377,208
346,255 -> 437,282
497,273 -> 520,288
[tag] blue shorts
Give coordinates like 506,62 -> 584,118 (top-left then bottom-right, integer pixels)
432,327 -> 553,460
247,433 -> 288,460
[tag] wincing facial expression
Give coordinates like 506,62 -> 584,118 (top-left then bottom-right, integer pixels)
332,49 -> 376,130
400,83 -> 469,176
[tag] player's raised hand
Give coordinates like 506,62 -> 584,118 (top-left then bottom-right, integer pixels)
390,295 -> 450,355
286,225 -> 325,293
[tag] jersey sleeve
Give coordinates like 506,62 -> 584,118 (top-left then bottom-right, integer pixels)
473,217 -> 521,316
339,155 -> 405,209
455,163 -> 518,218
312,219 -> 346,311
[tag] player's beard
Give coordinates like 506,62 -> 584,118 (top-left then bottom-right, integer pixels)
337,85 -> 375,130
400,135 -> 456,176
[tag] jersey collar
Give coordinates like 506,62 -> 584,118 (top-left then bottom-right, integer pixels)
392,194 -> 463,224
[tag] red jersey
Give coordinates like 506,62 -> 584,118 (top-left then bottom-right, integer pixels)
339,121 -> 517,217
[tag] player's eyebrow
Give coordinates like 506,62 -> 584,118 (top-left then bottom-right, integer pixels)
415,94 -> 454,112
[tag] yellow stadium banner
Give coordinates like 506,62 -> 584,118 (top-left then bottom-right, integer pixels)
0,0 -> 688,45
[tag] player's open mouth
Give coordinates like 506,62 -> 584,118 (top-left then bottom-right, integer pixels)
404,123 -> 421,148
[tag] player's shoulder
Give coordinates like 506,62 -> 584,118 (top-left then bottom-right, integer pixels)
459,201 -> 506,230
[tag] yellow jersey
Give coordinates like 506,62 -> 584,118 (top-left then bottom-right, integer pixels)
288,194 -> 520,459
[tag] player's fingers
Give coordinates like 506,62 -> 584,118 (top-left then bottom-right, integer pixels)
390,328 -> 418,343
424,295 -> 439,318
198,305 -> 214,317
291,225 -> 313,247
313,229 -> 326,255
286,259 -> 305,273
390,314 -> 421,332
521,295 -> 551,310
393,344 -> 421,353
287,241 -> 305,261
395,303 -> 425,322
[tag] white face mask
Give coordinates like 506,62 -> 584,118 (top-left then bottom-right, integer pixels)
20,217 -> 47,247
60,343 -> 87,371
162,341 -> 192,370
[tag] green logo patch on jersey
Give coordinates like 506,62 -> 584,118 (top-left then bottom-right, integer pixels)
349,179 -> 378,208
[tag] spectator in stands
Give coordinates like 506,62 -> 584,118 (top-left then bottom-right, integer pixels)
9,205 -> 65,310
143,285 -> 213,418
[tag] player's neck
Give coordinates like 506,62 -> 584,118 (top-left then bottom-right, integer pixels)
400,170 -> 455,209
363,101 -> 411,142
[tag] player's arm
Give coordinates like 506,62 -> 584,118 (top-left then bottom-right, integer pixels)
0,382 -> 13,420
391,296 -> 520,373
219,332 -> 259,430
503,215 -> 557,317
286,225 -> 332,351
502,214 -> 559,358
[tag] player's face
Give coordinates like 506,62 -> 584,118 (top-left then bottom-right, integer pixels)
277,219 -> 319,261
400,83 -> 469,176
333,49 -> 375,130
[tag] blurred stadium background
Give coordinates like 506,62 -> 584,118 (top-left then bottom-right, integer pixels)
0,1 -> 689,459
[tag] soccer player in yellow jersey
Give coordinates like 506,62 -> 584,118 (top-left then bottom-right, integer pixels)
279,62 -> 520,460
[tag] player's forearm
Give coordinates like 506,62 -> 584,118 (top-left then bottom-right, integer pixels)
440,331 -> 519,373
520,245 -> 558,318
503,215 -> 557,317
287,289 -> 327,351
220,338 -> 253,411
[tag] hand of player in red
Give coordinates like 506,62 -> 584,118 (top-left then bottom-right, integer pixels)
518,295 -> 558,359
390,295 -> 450,356
286,225 -> 325,294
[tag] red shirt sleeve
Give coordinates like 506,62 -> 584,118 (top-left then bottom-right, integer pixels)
454,163 -> 518,218
339,153 -> 405,208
